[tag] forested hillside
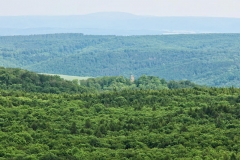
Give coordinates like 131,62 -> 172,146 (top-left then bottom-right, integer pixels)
0,87 -> 240,159
80,75 -> 200,91
0,67 -> 239,159
0,67 -> 199,93
0,67 -> 92,94
1,33 -> 240,86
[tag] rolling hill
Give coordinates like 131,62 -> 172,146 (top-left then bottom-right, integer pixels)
0,33 -> 240,87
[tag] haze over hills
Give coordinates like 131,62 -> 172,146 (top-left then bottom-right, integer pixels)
1,12 -> 240,35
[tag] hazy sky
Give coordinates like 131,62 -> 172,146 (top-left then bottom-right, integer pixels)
0,0 -> 239,18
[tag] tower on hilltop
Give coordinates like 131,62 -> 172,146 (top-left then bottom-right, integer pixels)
130,75 -> 134,83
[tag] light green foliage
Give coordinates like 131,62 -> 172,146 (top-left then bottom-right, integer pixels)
0,87 -> 240,159
79,75 -> 197,92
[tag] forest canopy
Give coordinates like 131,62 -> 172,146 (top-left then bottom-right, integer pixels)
0,67 -> 239,159
0,33 -> 240,87
0,84 -> 239,159
0,32 -> 240,159
0,67 -> 200,94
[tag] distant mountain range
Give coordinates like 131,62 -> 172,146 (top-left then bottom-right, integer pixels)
1,12 -> 240,35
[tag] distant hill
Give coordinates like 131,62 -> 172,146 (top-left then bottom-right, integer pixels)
1,33 -> 240,87
1,12 -> 240,35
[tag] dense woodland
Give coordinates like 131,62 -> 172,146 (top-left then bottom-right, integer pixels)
0,83 -> 240,159
0,68 -> 239,159
0,67 -> 92,94
0,67 -> 199,94
1,33 -> 240,86
79,75 -> 200,92
1,33 -> 240,159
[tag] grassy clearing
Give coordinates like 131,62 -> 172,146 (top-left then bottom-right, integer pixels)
39,73 -> 92,81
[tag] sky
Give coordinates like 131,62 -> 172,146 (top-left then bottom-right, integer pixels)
0,0 -> 239,18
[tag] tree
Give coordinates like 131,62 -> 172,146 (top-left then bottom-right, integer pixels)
85,119 -> 92,129
70,122 -> 77,134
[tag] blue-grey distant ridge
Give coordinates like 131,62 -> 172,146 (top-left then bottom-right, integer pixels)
1,12 -> 240,35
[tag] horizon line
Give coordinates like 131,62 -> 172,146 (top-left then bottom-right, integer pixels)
0,11 -> 240,19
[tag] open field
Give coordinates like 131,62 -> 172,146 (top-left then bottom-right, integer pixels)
39,73 -> 91,81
